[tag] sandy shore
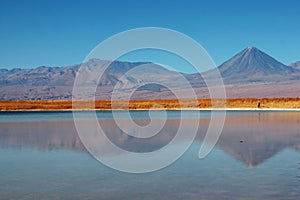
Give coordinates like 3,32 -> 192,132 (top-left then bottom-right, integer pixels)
0,98 -> 300,111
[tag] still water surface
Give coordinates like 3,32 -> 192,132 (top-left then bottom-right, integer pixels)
0,111 -> 299,199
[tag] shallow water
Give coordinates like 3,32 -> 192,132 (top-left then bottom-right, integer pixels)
0,111 -> 299,199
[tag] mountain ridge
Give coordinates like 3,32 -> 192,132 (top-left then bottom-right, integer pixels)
1,47 -> 300,100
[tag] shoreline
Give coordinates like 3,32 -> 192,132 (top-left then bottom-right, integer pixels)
1,98 -> 300,111
1,108 -> 300,112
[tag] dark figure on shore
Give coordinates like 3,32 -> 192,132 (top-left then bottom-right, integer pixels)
257,101 -> 261,109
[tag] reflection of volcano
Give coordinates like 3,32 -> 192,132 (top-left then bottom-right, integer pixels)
222,141 -> 284,167
215,113 -> 300,167
218,138 -> 286,167
0,112 -> 300,167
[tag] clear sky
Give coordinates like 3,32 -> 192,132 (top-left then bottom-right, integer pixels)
0,0 -> 300,72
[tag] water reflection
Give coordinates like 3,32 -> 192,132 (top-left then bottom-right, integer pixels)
0,111 -> 299,167
218,113 -> 300,167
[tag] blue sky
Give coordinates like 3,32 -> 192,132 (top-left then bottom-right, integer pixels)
0,0 -> 300,72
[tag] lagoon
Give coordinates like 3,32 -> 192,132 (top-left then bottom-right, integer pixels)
0,111 -> 299,199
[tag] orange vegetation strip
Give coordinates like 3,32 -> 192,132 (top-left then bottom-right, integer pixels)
0,98 -> 300,111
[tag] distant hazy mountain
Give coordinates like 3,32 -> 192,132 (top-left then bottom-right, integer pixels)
1,47 -> 300,100
290,61 -> 300,69
0,59 -> 181,100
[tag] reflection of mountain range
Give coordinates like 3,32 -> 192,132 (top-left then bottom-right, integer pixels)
1,47 -> 300,99
1,112 -> 300,167
0,121 -> 85,152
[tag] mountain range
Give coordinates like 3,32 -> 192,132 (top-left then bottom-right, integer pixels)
0,46 -> 300,100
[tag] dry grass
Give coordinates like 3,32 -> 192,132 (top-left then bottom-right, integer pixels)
0,98 -> 300,111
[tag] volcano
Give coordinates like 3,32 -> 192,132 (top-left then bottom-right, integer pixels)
203,46 -> 300,84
